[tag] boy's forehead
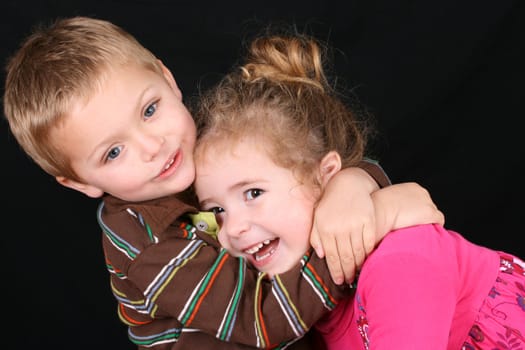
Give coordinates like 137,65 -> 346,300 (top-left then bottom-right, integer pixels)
53,69 -> 122,141
55,64 -> 115,111
57,64 -> 166,144
73,63 -> 154,106
92,61 -> 152,87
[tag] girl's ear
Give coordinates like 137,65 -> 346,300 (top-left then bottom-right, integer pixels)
157,59 -> 182,100
319,151 -> 342,187
56,176 -> 105,198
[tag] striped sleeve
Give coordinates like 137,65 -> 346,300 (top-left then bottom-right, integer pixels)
99,203 -> 352,348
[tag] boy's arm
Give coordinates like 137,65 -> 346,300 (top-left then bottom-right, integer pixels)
356,159 -> 392,189
100,204 -> 351,349
371,182 -> 445,235
311,160 -> 443,286
310,159 -> 390,285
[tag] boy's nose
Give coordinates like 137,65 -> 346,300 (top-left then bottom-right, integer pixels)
137,132 -> 164,161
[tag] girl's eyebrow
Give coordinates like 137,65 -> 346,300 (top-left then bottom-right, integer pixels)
198,178 -> 265,208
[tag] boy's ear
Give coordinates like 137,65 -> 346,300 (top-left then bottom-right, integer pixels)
319,151 -> 342,187
157,59 -> 182,100
56,176 -> 104,198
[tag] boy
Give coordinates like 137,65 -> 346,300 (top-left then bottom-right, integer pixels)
3,16 -> 438,348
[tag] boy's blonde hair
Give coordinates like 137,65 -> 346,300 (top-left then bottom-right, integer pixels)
194,33 -> 370,190
4,16 -> 163,180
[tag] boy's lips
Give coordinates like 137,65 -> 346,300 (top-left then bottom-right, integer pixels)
157,151 -> 182,179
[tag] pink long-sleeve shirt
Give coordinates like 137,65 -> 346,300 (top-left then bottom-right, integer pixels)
315,224 -> 501,349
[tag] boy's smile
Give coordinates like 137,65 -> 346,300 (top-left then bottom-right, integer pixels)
194,138 -> 316,276
53,62 -> 197,201
157,150 -> 183,179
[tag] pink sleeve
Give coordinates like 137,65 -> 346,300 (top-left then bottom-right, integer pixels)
357,248 -> 458,348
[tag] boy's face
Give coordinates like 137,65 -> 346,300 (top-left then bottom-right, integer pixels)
54,63 -> 196,202
194,138 -> 315,276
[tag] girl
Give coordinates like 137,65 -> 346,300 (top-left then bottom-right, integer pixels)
192,32 -> 525,349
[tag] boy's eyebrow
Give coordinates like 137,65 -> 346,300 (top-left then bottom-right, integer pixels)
87,84 -> 152,162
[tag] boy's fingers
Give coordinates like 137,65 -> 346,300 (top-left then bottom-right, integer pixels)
310,227 -> 325,258
319,234 -> 345,285
324,248 -> 345,285
336,237 -> 357,283
350,224 -> 372,271
362,223 -> 376,257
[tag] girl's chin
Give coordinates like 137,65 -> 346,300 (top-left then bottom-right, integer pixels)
254,261 -> 292,277
249,251 -> 303,277
249,255 -> 281,274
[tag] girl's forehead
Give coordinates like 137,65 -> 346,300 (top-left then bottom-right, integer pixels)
197,134 -> 275,161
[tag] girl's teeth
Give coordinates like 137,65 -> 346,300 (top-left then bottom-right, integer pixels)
245,244 -> 261,254
244,239 -> 273,254
255,247 -> 276,261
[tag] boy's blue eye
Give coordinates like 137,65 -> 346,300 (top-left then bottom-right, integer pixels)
144,102 -> 157,118
245,188 -> 263,201
106,146 -> 121,161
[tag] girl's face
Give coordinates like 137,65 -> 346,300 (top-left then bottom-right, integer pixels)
194,138 -> 316,276
54,62 -> 197,202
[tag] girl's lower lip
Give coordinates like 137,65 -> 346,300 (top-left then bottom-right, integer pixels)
158,151 -> 182,179
247,242 -> 278,270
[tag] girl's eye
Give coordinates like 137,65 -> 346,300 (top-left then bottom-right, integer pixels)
209,207 -> 225,215
106,146 -> 122,161
144,102 -> 157,118
245,188 -> 263,201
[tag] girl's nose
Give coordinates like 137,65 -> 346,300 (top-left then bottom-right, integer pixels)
222,212 -> 251,239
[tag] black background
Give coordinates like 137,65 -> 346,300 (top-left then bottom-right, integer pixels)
1,1 -> 523,349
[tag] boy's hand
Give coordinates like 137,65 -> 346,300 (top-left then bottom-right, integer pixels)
310,167 -> 379,285
371,182 -> 445,235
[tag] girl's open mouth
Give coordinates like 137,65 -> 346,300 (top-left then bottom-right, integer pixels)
244,238 -> 279,261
